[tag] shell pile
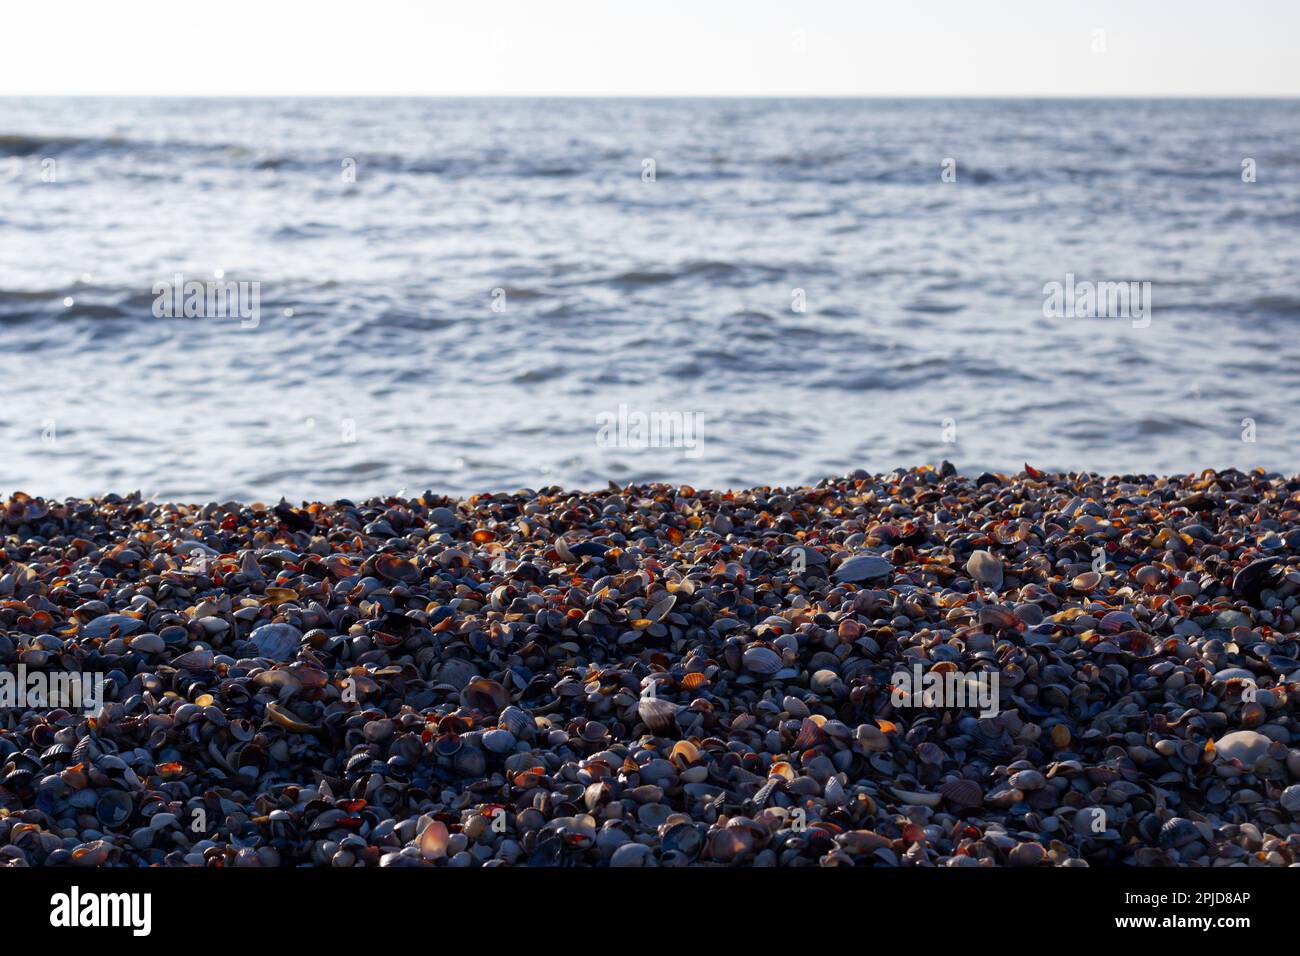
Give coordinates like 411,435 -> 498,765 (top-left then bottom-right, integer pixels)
1,465 -> 1299,867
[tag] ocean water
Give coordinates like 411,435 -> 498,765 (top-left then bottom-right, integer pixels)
1,97 -> 1298,502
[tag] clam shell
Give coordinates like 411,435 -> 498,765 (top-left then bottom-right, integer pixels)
461,677 -> 508,713
96,790 -> 133,827
965,550 -> 1004,589
375,554 -> 421,583
264,702 -> 318,733
742,646 -> 782,675
173,648 -> 214,671
938,778 -> 984,808
498,705 -> 535,741
250,623 -> 302,662
482,729 -> 517,754
889,787 -> 942,807
637,697 -> 680,736
832,554 -> 894,584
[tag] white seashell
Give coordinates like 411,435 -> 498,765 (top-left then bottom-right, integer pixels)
890,787 -> 942,807
832,554 -> 893,584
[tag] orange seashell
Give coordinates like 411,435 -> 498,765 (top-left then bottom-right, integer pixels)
670,740 -> 700,767
877,719 -> 897,733
770,761 -> 796,782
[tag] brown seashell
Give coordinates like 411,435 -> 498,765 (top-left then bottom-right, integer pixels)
793,717 -> 827,751
670,739 -> 700,767
1071,571 -> 1101,593
680,672 -> 708,690
978,605 -> 1019,631
375,554 -> 421,584
264,702 -> 319,733
461,677 -> 508,713
70,840 -> 112,867
173,649 -> 214,671
704,826 -> 754,863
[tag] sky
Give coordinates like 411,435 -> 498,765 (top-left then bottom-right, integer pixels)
1,0 -> 1296,97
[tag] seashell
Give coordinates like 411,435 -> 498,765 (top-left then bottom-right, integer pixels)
250,623 -> 302,662
435,658 -> 478,690
499,706 -> 535,741
419,820 -> 449,861
610,843 -> 655,867
832,554 -> 894,584
669,739 -> 700,767
742,646 -> 782,675
1070,571 -> 1101,593
661,822 -> 705,859
637,697 -> 680,736
646,594 -> 676,623
890,787 -> 942,807
70,840 -> 112,866
375,554 -> 421,583
81,614 -> 145,640
965,550 -> 1003,589
1213,730 -> 1272,769
264,702 -> 319,733
128,632 -> 166,654
96,790 -> 133,827
173,648 -> 215,671
1010,769 -> 1046,791
461,677 -> 508,713
482,729 -> 517,754
1157,817 -> 1199,849
978,606 -> 1018,631
1007,842 -> 1045,866
793,717 -> 827,750
938,778 -> 983,808
1232,557 -> 1281,603
1279,784 -> 1300,815
453,748 -> 487,778
637,803 -> 672,828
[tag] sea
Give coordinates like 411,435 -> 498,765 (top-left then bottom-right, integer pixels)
1,97 -> 1298,501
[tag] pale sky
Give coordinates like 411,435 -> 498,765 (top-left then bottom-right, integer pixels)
1,0 -> 1296,97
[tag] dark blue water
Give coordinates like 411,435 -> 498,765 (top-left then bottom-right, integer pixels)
1,97 -> 1298,500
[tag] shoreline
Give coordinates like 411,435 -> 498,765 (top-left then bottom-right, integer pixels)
2,467 -> 1298,867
